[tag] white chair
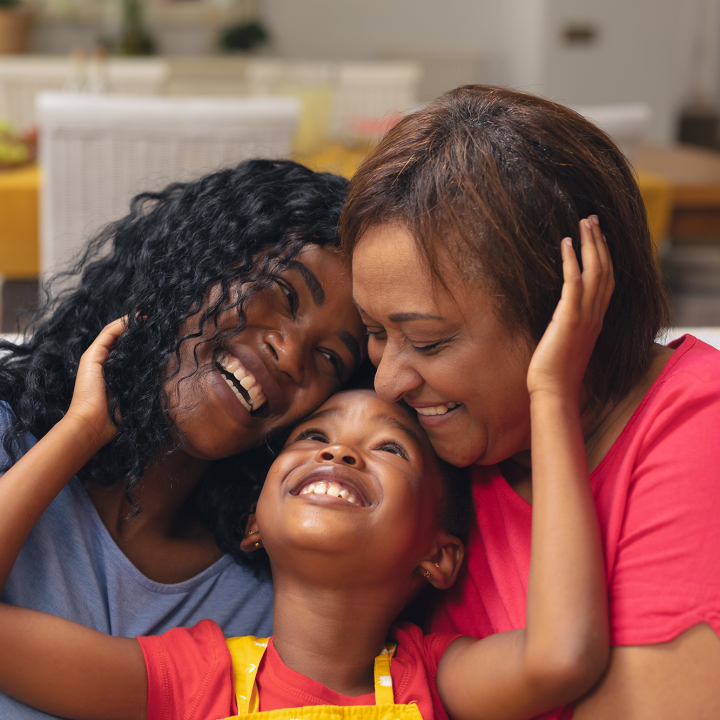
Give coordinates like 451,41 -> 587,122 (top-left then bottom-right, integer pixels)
574,103 -> 652,162
37,92 -> 300,282
0,57 -> 168,132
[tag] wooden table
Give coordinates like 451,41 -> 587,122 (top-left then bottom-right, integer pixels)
635,143 -> 720,242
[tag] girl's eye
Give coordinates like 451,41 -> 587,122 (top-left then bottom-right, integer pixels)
377,441 -> 408,461
294,428 -> 328,443
276,279 -> 298,315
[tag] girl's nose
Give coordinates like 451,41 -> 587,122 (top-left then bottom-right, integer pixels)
314,443 -> 365,469
265,329 -> 305,384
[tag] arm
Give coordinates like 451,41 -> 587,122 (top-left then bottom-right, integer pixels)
437,218 -> 612,720
575,623 -> 720,720
0,319 -> 148,720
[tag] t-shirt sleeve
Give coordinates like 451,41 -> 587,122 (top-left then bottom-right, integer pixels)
608,355 -> 720,646
137,619 -> 237,720
390,621 -> 463,720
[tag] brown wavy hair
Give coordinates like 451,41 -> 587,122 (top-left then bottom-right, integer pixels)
341,85 -> 670,410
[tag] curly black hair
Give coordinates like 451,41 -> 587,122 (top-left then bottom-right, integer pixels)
0,159 -> 350,568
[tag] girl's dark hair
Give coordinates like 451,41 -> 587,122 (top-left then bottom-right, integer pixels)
341,85 -> 671,411
0,159 -> 349,566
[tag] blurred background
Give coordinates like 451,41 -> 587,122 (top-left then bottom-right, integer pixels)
0,0 -> 719,335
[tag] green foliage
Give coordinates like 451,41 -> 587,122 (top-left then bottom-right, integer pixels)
220,20 -> 269,53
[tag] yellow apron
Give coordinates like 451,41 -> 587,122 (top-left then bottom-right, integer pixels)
221,636 -> 425,720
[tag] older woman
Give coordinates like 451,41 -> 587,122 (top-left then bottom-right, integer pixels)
342,86 -> 720,719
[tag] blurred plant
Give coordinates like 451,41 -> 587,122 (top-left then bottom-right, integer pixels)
220,19 -> 269,53
0,0 -> 21,8
117,0 -> 154,55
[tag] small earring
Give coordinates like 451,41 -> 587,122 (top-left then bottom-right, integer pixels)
248,529 -> 259,535
254,541 -> 261,548
434,563 -> 440,568
421,568 -> 431,579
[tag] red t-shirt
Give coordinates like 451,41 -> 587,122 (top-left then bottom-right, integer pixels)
430,335 -> 720,719
139,619 -> 460,720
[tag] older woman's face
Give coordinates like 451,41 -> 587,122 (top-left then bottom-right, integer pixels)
352,224 -> 533,467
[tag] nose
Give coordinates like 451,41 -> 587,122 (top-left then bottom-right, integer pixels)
265,329 -> 305,384
314,443 -> 365,469
373,343 -> 423,403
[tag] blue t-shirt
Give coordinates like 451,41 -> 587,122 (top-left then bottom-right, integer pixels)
0,403 -> 273,719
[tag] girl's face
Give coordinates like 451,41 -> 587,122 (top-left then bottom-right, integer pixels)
352,224 -> 533,468
166,244 -> 366,461
255,390 -> 446,586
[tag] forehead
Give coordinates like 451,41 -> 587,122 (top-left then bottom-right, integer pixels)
296,390 -> 428,444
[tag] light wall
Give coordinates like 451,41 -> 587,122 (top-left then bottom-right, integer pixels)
261,0 -> 720,143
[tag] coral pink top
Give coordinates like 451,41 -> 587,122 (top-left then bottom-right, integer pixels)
430,336 -> 720,719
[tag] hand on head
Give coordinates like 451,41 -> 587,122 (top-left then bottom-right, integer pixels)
526,216 -> 614,403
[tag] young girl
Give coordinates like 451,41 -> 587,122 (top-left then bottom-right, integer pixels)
0,160 -> 366,717
0,219 -> 610,720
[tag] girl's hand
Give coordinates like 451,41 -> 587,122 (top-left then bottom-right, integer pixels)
65,317 -> 127,449
527,216 -> 614,402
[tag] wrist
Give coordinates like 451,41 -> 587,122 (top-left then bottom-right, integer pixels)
57,412 -> 114,456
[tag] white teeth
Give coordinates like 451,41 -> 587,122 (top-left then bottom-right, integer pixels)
416,402 -> 461,416
299,480 -> 360,505
217,351 -> 267,412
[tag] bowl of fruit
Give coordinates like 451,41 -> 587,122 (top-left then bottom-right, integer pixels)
0,119 -> 36,170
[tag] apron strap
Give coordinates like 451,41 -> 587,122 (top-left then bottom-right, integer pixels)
373,642 -> 397,705
227,638 -> 398,712
226,636 -> 270,714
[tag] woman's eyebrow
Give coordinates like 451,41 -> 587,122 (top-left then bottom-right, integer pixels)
288,260 -> 324,306
388,312 -> 444,322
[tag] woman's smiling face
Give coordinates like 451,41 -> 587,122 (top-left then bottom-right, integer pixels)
165,244 -> 366,461
352,224 -> 533,468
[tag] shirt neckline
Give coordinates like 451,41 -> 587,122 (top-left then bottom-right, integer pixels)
69,476 -> 236,593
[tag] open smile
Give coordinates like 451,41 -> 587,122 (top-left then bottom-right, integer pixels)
216,350 -> 268,413
290,467 -> 371,508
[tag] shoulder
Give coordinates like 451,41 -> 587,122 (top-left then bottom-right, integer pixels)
390,621 -> 463,674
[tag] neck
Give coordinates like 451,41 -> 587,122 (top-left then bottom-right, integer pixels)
87,448 -> 211,535
270,572 -> 406,697
86,448 -> 218,582
504,342 -> 675,504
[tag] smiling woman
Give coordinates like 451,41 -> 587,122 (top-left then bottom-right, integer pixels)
0,159 -> 365,720
342,86 -> 720,719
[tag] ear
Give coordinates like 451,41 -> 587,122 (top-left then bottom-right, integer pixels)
417,533 -> 464,590
238,512 -> 264,553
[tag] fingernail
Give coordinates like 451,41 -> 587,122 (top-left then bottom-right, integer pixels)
583,218 -> 592,229
591,215 -> 600,225
602,234 -> 607,242
564,237 -> 573,246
